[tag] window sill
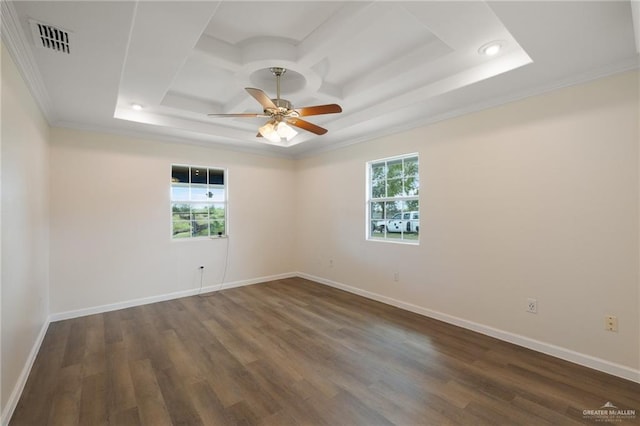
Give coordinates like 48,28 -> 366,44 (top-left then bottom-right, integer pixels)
366,237 -> 419,246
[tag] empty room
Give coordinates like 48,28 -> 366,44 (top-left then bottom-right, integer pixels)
2,1 -> 639,425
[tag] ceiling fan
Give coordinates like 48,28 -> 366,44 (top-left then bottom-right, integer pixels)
207,67 -> 342,144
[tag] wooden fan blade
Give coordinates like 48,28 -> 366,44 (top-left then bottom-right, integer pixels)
207,113 -> 264,118
286,117 -> 328,135
245,88 -> 277,110
296,104 -> 342,117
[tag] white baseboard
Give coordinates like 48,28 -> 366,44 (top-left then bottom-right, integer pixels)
1,318 -> 50,426
297,272 -> 640,384
49,272 -> 296,322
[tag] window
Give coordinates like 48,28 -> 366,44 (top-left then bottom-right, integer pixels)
171,164 -> 227,239
367,154 -> 419,243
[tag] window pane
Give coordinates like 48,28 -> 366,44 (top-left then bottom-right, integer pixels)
209,204 -> 225,220
171,184 -> 189,201
172,220 -> 192,238
191,205 -> 209,220
371,163 -> 385,181
190,184 -> 209,201
191,167 -> 207,184
404,157 -> 418,177
409,203 -> 419,235
387,159 -> 403,179
172,204 -> 191,220
386,178 -> 403,197
210,220 -> 225,236
207,188 -> 225,202
370,202 -> 385,236
192,220 -> 209,237
404,175 -> 419,196
370,201 -> 384,220
171,165 -> 189,183
209,169 -> 224,185
371,179 -> 385,198
385,201 -> 401,218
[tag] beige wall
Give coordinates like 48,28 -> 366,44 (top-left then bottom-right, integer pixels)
49,128 -> 296,313
1,44 -> 50,416
295,71 -> 639,370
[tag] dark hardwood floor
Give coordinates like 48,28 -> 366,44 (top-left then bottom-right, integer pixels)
10,277 -> 640,425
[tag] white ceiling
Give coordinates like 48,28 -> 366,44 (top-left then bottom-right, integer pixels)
3,1 -> 639,158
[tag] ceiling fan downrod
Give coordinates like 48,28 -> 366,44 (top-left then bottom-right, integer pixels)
269,67 -> 292,111
270,67 -> 285,101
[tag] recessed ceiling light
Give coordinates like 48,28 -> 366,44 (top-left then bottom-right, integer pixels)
132,103 -> 143,111
479,41 -> 503,56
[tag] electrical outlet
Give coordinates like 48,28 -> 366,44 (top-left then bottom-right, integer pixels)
393,271 -> 399,282
329,259 -> 334,268
526,298 -> 537,314
605,315 -> 618,332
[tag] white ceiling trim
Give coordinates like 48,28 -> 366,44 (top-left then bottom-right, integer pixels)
4,1 -> 639,159
632,0 -> 640,53
297,56 -> 640,159
1,0 -> 56,123
110,0 -> 533,153
54,118 -> 295,159
116,2 -> 222,114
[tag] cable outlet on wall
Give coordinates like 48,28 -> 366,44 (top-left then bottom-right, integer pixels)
526,298 -> 537,314
605,315 -> 618,332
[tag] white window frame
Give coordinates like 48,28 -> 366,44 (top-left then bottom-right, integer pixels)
170,164 -> 228,240
366,153 -> 419,244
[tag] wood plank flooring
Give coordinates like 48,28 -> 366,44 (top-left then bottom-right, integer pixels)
10,277 -> 640,425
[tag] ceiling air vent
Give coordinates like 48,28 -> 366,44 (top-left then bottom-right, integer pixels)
29,19 -> 73,54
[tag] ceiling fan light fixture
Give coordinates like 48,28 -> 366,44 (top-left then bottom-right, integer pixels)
276,121 -> 297,141
259,121 -> 281,143
259,120 -> 298,144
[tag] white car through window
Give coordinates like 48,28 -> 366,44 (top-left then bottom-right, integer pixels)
377,211 -> 419,233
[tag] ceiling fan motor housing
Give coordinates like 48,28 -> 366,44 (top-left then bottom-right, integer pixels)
270,98 -> 298,117
270,67 -> 286,77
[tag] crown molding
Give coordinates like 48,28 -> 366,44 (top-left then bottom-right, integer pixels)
296,58 -> 640,159
632,0 -> 640,54
1,0 -> 56,123
53,119 -> 296,160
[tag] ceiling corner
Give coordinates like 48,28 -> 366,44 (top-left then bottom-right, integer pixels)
1,0 -> 57,124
